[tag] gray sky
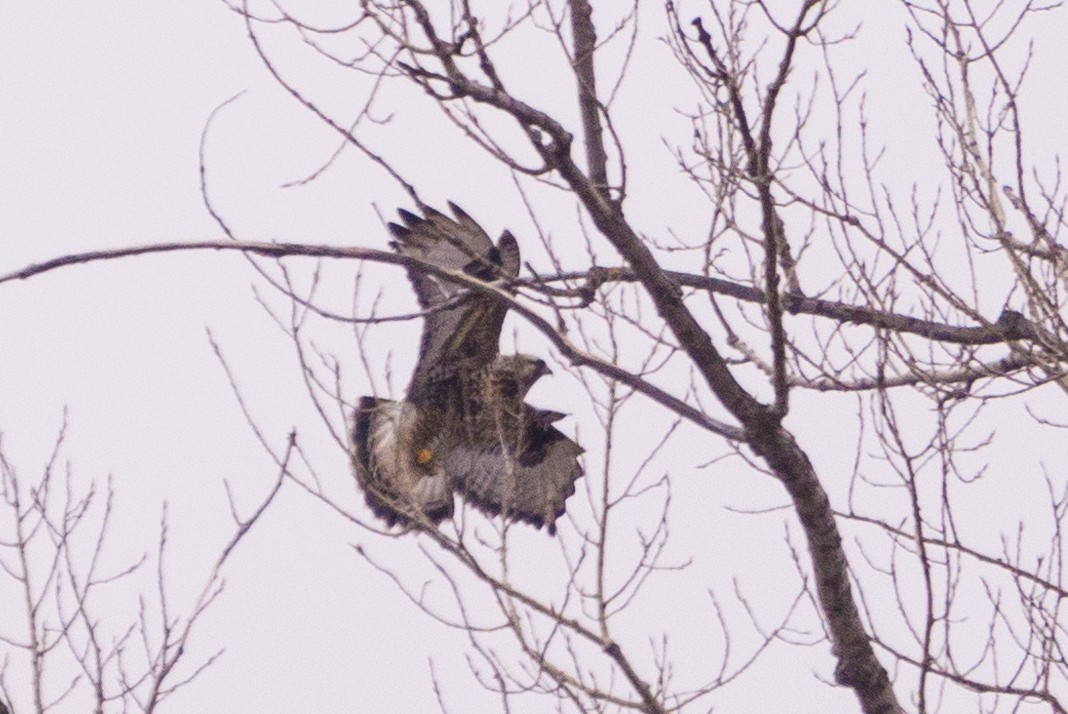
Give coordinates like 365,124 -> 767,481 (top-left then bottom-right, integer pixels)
3,2 -> 1068,713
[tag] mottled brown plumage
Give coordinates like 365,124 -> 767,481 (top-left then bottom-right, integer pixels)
351,204 -> 582,533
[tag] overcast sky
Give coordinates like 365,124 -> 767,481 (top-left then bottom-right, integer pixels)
3,2 -> 1068,713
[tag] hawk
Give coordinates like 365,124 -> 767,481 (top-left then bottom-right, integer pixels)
352,203 -> 583,534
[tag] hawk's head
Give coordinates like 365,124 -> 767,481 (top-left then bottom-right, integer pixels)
490,354 -> 551,401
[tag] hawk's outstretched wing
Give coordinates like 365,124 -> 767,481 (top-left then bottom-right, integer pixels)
388,203 -> 520,397
446,408 -> 584,535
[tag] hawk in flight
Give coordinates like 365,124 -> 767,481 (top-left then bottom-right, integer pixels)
351,203 -> 583,534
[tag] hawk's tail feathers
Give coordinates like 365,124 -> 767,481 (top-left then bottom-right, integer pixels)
351,397 -> 454,529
